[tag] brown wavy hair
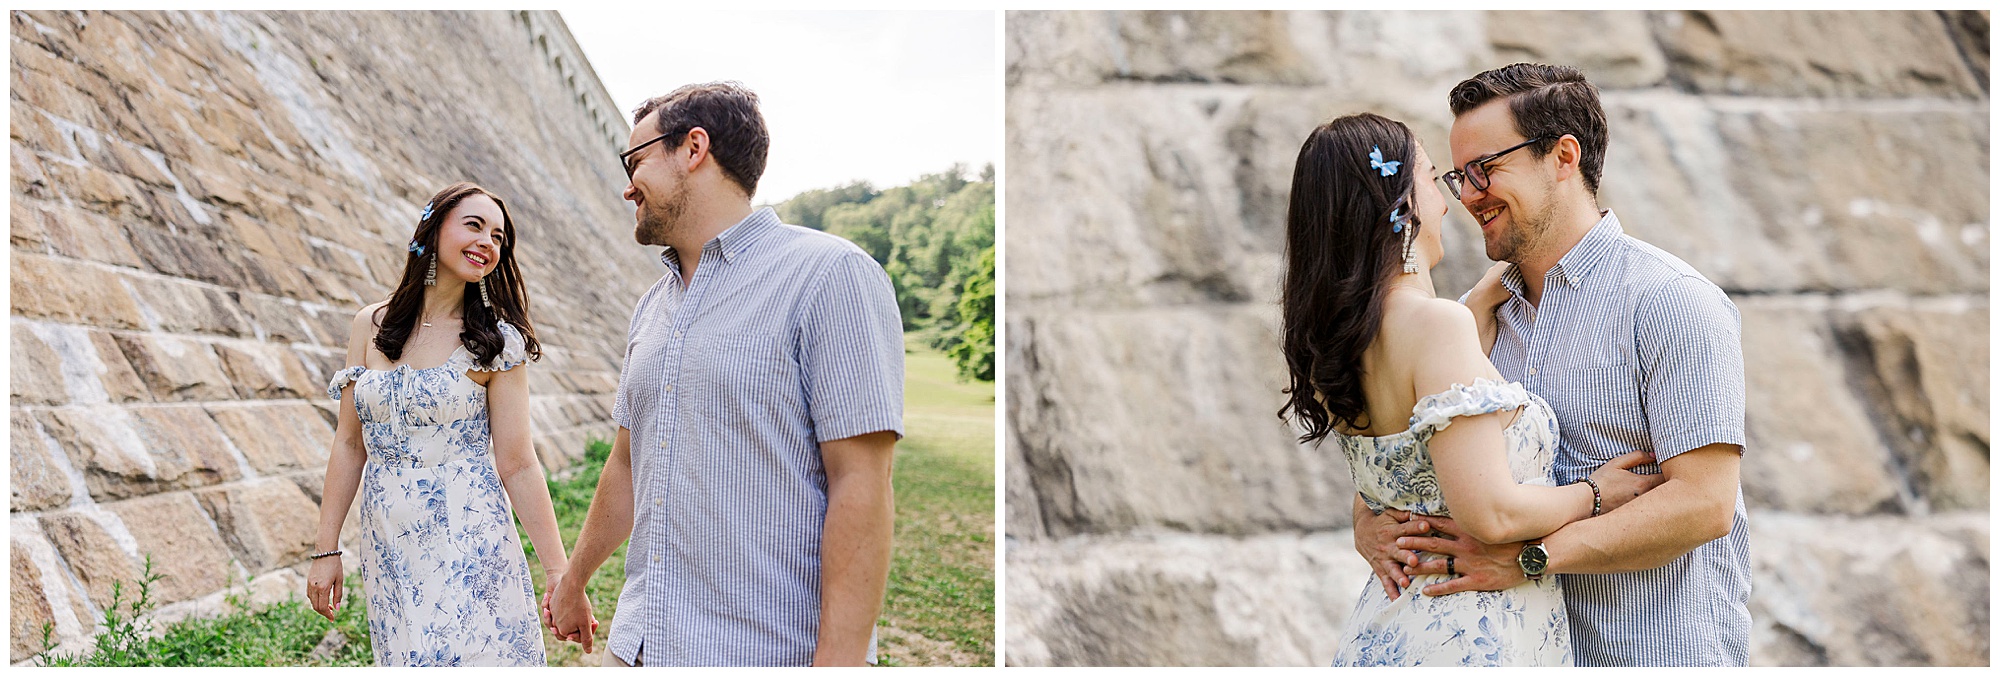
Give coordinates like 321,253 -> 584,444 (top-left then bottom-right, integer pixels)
373,182 -> 542,367
1278,113 -> 1424,442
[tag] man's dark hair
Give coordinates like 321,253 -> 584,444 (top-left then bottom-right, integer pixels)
632,81 -> 770,198
1448,63 -> 1608,196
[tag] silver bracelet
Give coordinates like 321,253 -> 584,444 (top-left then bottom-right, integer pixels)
310,549 -> 343,560
1578,477 -> 1602,516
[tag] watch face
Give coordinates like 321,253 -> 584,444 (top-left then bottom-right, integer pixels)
1520,544 -> 1549,576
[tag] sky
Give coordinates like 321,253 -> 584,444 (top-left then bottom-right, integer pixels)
561,10 -> 999,205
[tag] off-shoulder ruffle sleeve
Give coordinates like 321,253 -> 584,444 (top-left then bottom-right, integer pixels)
327,365 -> 367,401
1406,377 -> 1532,439
469,321 -> 529,372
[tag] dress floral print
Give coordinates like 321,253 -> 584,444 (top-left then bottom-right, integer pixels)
1330,378 -> 1573,666
327,322 -> 544,666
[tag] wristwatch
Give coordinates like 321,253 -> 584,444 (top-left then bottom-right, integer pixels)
1518,541 -> 1550,581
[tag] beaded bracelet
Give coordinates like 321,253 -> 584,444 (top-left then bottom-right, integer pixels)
310,549 -> 343,560
1578,477 -> 1602,516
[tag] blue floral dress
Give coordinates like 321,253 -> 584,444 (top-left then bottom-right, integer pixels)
326,321 -> 545,666
1330,378 -> 1572,666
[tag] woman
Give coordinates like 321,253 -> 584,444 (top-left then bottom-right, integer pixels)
305,182 -> 568,666
1277,114 -> 1659,665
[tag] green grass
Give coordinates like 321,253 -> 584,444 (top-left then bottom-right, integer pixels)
877,341 -> 996,666
32,557 -> 373,667
35,337 -> 993,667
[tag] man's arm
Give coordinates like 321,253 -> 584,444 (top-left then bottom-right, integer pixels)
812,431 -> 897,667
546,426 -> 634,653
1404,444 -> 1739,595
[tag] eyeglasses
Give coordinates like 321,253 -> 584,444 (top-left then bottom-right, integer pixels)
618,129 -> 687,180
1440,137 -> 1547,200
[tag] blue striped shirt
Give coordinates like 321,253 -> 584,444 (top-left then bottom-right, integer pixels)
1488,210 -> 1750,666
606,207 -> 905,666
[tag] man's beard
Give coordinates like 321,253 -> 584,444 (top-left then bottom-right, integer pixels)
1485,184 -> 1558,264
634,178 -> 690,246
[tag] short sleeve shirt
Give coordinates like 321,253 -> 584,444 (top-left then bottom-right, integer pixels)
1488,210 -> 1751,666
606,208 -> 904,666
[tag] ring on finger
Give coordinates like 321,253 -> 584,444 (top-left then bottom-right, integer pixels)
1447,555 -> 1457,577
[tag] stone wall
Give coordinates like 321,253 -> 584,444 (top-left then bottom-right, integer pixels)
10,10 -> 659,661
1005,10 -> 1988,666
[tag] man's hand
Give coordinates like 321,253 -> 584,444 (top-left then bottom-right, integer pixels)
1394,515 -> 1528,596
1351,504 -> 1430,600
547,575 -> 598,653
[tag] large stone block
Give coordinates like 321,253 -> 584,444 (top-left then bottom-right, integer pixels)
1748,511 -> 1988,666
36,405 -> 242,501
1008,306 -> 1353,538
11,323 -> 68,407
37,508 -> 141,611
10,527 -> 94,663
123,278 -> 255,338
194,478 -> 320,573
8,254 -> 148,330
11,323 -> 152,407
27,201 -> 151,270
1106,11 -> 1319,85
1654,11 -> 1982,98
1838,302 -> 1990,510
1485,11 -> 1668,89
102,493 -> 235,605
1735,299 -> 1901,514
207,403 -> 333,475
112,333 -> 236,402
213,341 -> 318,400
1006,88 -> 1271,308
1007,531 -> 1369,666
11,411 -> 73,513
1599,99 -> 1988,295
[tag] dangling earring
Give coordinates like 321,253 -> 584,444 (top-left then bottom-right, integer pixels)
1402,222 -> 1418,274
425,254 -> 437,286
479,278 -> 492,308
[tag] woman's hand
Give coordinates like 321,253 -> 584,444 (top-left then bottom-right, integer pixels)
1588,450 -> 1665,514
1465,262 -> 1510,354
306,555 -> 344,621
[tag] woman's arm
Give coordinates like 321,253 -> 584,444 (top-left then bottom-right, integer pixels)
1406,299 -> 1641,545
486,363 -> 569,581
306,306 -> 379,621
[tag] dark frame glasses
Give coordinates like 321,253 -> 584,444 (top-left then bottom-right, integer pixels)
1440,137 -> 1548,200
618,129 -> 689,180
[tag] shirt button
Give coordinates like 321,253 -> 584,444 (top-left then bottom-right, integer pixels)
654,499 -> 662,506
652,555 -> 660,562
658,440 -> 667,448
1529,367 -> 1539,375
663,384 -> 675,393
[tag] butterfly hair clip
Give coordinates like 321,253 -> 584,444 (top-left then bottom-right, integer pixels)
1369,146 -> 1401,177
1389,206 -> 1410,233
420,201 -> 435,222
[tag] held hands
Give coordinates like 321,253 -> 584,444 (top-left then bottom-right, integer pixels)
1351,508 -> 1432,601
544,573 -> 599,653
305,555 -> 344,621
1588,450 -> 1665,514
1392,516 -> 1526,596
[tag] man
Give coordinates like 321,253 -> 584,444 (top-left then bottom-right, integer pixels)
546,82 -> 904,667
1350,63 -> 1750,666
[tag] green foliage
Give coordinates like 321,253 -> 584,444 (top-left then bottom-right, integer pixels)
33,556 -> 373,667
947,247 -> 995,382
776,164 -> 996,382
